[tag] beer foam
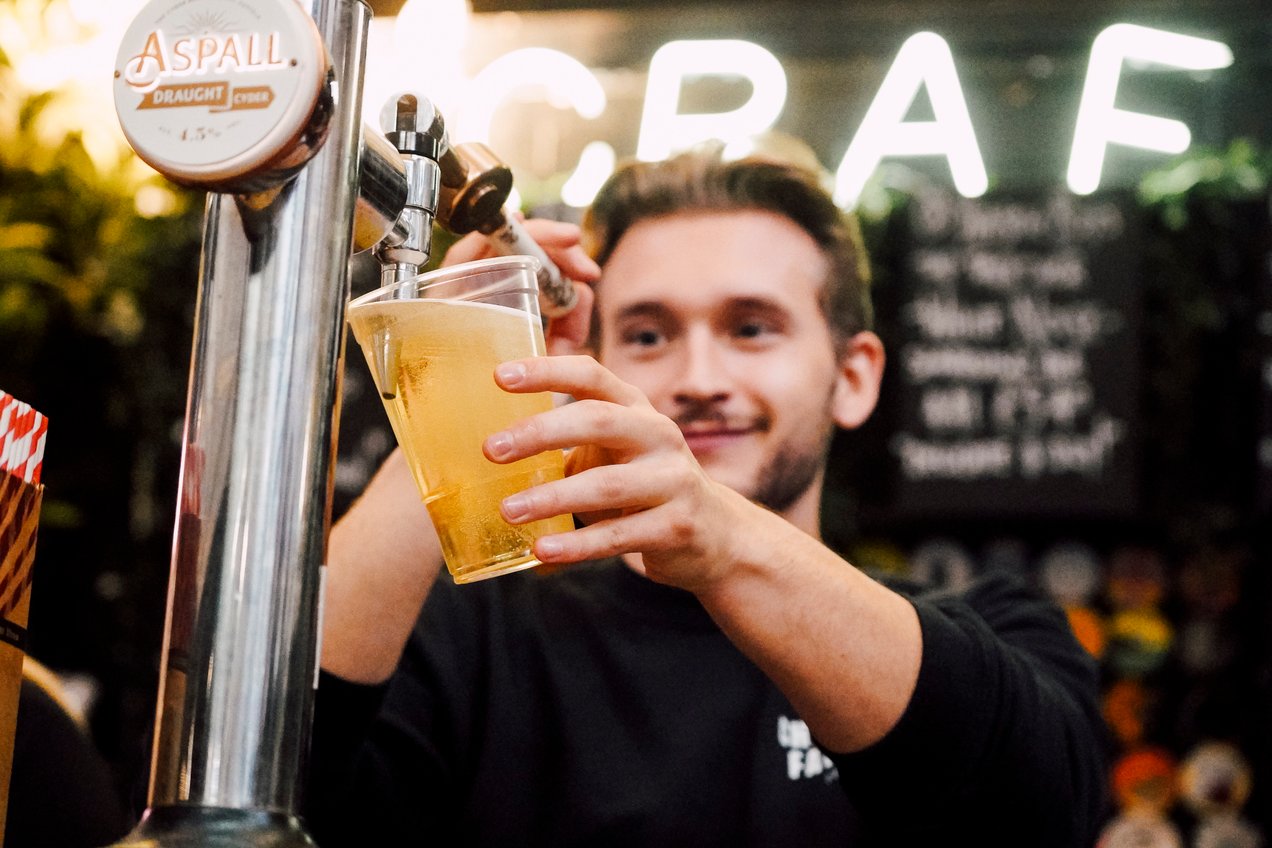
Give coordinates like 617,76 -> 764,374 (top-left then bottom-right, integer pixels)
350,297 -> 541,347
353,295 -> 530,324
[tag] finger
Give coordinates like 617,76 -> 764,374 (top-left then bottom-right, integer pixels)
499,464 -> 669,525
518,218 -> 584,247
494,355 -> 647,406
551,244 -> 601,283
532,506 -> 689,564
516,220 -> 601,282
439,231 -> 494,267
484,398 -> 680,463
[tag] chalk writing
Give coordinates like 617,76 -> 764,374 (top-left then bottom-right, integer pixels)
887,187 -> 1140,516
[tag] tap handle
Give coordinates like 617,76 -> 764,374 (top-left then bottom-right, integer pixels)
479,212 -> 578,317
436,141 -> 576,316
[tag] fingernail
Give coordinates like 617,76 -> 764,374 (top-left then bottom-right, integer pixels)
537,536 -> 563,559
502,494 -> 529,522
496,362 -> 527,386
487,432 -> 513,459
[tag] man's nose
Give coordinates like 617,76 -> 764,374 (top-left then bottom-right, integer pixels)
672,327 -> 732,403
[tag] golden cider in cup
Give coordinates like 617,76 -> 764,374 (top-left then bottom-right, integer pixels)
348,257 -> 573,583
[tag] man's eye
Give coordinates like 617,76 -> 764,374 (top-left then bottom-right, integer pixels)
735,321 -> 773,339
623,328 -> 664,347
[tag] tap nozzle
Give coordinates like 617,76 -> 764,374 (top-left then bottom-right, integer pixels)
374,93 -> 448,287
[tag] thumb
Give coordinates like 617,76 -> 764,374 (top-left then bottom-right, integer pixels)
545,282 -> 594,356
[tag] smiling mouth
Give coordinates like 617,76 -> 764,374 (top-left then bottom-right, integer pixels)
679,425 -> 755,453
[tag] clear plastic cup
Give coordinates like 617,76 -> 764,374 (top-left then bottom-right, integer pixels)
347,256 -> 573,583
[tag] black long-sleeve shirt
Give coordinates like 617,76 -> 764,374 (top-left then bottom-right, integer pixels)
304,559 -> 1105,846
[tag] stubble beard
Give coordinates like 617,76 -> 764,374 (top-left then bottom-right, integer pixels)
671,379 -> 840,515
747,427 -> 832,514
745,390 -> 837,514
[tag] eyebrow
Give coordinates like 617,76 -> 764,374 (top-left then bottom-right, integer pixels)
612,301 -> 674,324
612,295 -> 792,323
721,296 -> 791,317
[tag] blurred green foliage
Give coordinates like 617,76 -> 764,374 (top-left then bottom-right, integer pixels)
0,15 -> 203,781
1139,140 -> 1272,231
0,51 -> 200,383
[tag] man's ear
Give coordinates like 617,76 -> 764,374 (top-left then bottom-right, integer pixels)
545,282 -> 595,356
831,331 -> 885,430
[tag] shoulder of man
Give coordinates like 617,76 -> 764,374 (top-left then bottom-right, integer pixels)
876,567 -> 1092,675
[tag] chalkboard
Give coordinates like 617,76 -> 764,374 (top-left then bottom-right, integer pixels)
885,187 -> 1142,517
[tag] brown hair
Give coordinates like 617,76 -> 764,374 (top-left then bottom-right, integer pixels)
582,147 -> 874,344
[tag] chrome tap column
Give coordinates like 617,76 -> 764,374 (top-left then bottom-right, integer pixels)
110,1 -> 563,839
110,0 -> 391,843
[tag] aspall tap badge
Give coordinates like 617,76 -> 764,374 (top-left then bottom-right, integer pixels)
113,0 -> 329,189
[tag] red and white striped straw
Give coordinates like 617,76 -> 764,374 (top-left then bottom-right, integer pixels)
0,391 -> 47,486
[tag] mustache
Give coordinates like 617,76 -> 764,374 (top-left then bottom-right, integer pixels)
672,401 -> 769,433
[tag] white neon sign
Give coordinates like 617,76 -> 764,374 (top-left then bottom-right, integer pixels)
452,47 -> 610,210
835,32 -> 987,208
561,140 -> 617,208
362,20 -> 1233,206
636,39 -> 787,162
456,47 -> 606,144
1066,23 -> 1233,195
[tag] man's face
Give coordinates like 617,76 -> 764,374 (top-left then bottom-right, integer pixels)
594,209 -> 853,515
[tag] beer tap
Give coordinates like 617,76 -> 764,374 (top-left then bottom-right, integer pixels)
368,91 -> 577,315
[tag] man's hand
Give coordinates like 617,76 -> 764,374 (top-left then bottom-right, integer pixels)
442,218 -> 601,355
481,354 -> 758,594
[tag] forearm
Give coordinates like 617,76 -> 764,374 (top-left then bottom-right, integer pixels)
692,489 -> 922,753
321,449 -> 445,683
831,578 -> 1107,845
